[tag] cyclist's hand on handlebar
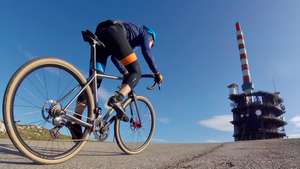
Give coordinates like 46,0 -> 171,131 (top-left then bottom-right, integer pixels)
154,72 -> 163,84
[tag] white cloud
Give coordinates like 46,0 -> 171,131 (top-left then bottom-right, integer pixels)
97,87 -> 113,109
288,133 -> 300,138
17,45 -> 35,60
205,139 -> 221,143
23,111 -> 39,116
158,117 -> 170,124
98,87 -> 112,101
290,116 -> 300,128
197,114 -> 233,132
152,138 -> 168,143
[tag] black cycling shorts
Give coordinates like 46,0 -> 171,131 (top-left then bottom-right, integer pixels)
78,21 -> 141,103
96,22 -> 135,63
95,21 -> 141,88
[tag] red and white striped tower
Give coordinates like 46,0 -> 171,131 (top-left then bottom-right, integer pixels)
235,22 -> 254,94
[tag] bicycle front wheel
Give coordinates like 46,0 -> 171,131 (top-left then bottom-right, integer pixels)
3,57 -> 95,164
114,96 -> 156,154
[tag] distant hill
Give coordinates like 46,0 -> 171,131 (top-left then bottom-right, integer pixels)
0,121 -> 70,140
0,121 -> 6,138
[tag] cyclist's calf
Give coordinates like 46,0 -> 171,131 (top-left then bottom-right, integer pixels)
122,61 -> 141,89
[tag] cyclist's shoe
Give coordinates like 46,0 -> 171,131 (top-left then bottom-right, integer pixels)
107,93 -> 129,122
65,121 -> 83,140
107,92 -> 124,107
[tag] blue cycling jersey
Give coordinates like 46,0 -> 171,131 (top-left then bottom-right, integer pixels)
119,21 -> 159,73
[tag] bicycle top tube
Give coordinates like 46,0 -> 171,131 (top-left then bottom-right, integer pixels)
96,73 -> 155,80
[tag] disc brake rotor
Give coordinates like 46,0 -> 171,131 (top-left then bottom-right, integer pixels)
130,118 -> 142,130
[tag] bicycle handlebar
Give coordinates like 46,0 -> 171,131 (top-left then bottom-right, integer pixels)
140,74 -> 161,90
96,73 -> 161,90
141,74 -> 155,78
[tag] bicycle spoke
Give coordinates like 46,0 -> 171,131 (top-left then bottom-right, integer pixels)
41,69 -> 49,100
15,104 -> 42,109
57,77 -> 76,101
34,72 -> 48,100
57,85 -> 80,103
56,69 -> 62,101
23,111 -> 40,116
17,94 -> 43,109
27,75 -> 47,101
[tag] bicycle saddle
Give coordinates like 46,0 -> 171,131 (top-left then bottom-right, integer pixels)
81,29 -> 105,47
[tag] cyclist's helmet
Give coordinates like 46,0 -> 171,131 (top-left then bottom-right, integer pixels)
144,26 -> 157,42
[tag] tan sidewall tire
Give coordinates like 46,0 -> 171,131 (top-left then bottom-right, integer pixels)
114,96 -> 156,155
3,57 -> 95,164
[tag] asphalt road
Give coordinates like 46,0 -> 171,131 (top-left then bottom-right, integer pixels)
0,138 -> 299,169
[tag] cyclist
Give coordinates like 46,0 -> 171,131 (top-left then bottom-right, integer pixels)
67,20 -> 163,139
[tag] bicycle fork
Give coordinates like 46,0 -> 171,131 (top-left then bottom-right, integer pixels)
128,92 -> 142,129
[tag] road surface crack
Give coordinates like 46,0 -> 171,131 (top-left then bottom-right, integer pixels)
161,144 -> 224,169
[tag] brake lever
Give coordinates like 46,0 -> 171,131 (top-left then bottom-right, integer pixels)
147,82 -> 157,90
147,82 -> 162,90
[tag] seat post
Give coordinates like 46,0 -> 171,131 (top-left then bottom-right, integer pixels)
91,43 -> 99,105
92,43 -> 97,72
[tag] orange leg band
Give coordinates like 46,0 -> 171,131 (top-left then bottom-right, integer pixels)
120,53 -> 137,66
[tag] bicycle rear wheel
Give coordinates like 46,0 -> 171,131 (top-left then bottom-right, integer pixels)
114,96 -> 156,154
3,57 -> 95,164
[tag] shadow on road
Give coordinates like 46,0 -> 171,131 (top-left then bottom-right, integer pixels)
78,150 -> 125,157
0,160 -> 38,165
0,143 -> 22,156
0,142 -> 126,166
0,143 -> 38,165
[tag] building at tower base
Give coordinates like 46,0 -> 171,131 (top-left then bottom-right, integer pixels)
228,84 -> 286,141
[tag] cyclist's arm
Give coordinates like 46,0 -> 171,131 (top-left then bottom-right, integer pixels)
111,56 -> 128,75
141,34 -> 159,74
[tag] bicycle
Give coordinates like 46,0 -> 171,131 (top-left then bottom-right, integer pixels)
2,29 -> 160,164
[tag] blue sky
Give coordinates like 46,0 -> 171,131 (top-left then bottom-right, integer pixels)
1,0 -> 300,143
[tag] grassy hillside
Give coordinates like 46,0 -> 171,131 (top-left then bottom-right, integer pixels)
0,124 -> 71,140
0,132 -> 6,138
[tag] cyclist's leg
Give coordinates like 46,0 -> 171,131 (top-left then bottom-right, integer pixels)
119,59 -> 141,95
111,56 -> 128,75
108,56 -> 141,103
108,56 -> 141,122
105,24 -> 141,104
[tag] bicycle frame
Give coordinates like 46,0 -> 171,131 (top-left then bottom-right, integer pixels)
59,35 -> 156,132
61,70 -> 124,129
59,42 -> 123,129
